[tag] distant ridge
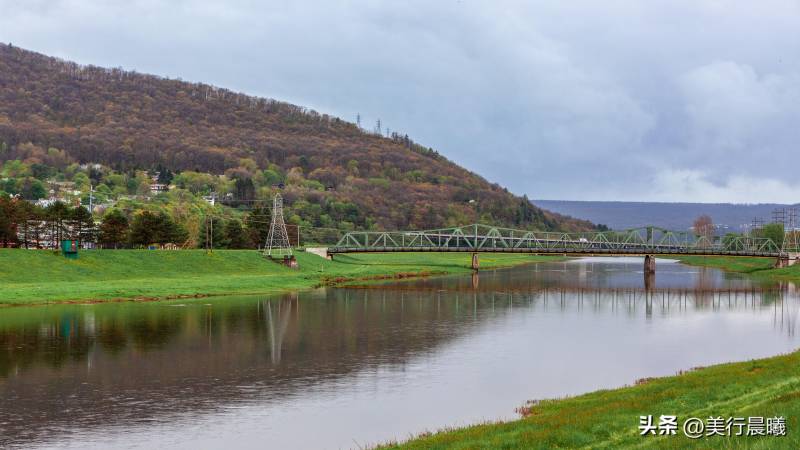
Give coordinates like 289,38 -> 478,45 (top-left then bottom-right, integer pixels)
534,200 -> 797,232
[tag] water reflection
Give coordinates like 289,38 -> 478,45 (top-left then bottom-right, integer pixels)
0,258 -> 798,449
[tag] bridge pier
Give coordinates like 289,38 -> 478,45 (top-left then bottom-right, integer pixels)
644,254 -> 656,274
775,253 -> 800,268
471,253 -> 479,271
644,272 -> 655,291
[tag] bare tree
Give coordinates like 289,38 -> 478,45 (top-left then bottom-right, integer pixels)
693,214 -> 714,246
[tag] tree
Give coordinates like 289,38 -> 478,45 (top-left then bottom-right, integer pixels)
20,178 -> 46,200
245,204 -> 270,249
233,176 -> 255,202
156,165 -> 174,184
71,206 -> 96,245
224,219 -> 249,249
0,195 -> 17,247
129,211 -> 157,246
129,211 -> 186,246
99,209 -> 129,249
759,223 -> 784,251
692,215 -> 714,245
45,201 -> 71,247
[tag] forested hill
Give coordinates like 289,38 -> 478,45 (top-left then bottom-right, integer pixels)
0,43 -> 594,231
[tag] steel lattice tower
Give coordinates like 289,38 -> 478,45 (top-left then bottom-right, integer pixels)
784,207 -> 800,253
265,194 -> 292,258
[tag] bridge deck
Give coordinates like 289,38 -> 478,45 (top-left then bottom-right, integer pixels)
327,246 -> 780,257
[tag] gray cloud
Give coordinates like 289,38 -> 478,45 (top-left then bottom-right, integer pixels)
1,0 -> 799,202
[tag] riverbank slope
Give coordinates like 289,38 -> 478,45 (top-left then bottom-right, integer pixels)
0,249 -> 553,305
389,349 -> 800,449
390,255 -> 800,449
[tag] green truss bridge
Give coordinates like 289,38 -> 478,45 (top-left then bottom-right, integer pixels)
328,224 -> 795,272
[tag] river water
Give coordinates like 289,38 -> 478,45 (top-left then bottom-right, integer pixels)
1,257 -> 798,449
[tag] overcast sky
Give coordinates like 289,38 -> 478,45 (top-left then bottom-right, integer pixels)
2,0 -> 799,203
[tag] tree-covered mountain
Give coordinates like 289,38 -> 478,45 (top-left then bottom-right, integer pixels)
0,43 -> 595,232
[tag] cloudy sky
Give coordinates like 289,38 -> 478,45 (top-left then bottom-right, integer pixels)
2,0 -> 799,203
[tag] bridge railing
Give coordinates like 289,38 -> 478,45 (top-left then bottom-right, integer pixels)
331,224 -> 781,255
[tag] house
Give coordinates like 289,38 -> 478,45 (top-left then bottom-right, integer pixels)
35,198 -> 59,208
202,193 -> 217,206
150,183 -> 170,194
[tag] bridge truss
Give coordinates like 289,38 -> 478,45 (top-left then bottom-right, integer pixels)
330,224 -> 782,257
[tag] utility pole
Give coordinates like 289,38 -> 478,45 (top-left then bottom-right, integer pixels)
88,184 -> 95,216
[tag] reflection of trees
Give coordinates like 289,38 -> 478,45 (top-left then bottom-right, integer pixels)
128,312 -> 184,350
0,313 -> 94,377
0,290 -> 494,447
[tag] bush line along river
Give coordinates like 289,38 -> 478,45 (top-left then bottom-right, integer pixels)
1,249 -> 799,448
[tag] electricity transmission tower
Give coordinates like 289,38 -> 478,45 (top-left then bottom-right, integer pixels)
784,207 -> 800,252
772,208 -> 786,226
265,193 -> 292,258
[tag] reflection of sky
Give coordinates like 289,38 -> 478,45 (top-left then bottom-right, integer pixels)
5,260 -> 800,450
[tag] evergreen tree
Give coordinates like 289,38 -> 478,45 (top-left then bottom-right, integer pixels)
225,219 -> 249,249
156,165 -> 174,184
99,209 -> 129,248
0,195 -> 17,247
233,176 -> 255,202
155,211 -> 187,245
71,206 -> 97,245
45,201 -> 71,246
245,204 -> 271,249
129,211 -> 159,246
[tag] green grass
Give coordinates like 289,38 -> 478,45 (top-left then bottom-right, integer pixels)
389,255 -> 800,449
678,255 -> 800,285
389,351 -> 800,449
0,249 -> 554,305
676,255 -> 778,274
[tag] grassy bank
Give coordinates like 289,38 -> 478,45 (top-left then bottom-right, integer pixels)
678,255 -> 800,284
390,255 -> 800,449
0,249 -> 554,305
389,350 -> 800,449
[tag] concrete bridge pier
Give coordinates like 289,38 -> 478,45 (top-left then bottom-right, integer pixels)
775,253 -> 800,268
644,271 -> 655,291
644,254 -> 656,274
471,253 -> 479,271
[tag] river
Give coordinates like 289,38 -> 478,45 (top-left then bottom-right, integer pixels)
1,257 -> 798,449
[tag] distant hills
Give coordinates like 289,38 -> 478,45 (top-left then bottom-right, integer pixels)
534,200 -> 796,233
0,43 -> 596,232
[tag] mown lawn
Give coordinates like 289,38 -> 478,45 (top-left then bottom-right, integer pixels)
0,249 -> 554,304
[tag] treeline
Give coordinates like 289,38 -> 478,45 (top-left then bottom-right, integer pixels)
0,44 -> 597,232
0,197 -> 268,249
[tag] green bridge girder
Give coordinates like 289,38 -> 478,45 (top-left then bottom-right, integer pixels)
329,224 -> 784,257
